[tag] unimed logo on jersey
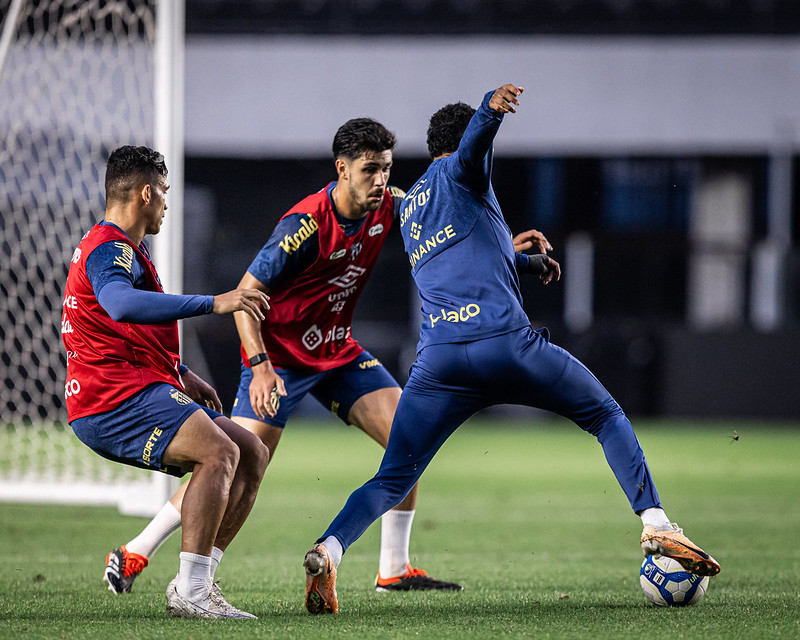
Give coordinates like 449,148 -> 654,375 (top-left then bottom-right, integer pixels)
328,265 -> 365,288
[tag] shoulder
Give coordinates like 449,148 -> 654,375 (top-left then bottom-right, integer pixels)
388,185 -> 406,200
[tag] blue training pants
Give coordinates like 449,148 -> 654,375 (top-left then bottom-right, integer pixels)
321,325 -> 661,552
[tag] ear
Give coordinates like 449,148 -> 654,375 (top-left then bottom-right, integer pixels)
140,184 -> 151,205
335,158 -> 348,181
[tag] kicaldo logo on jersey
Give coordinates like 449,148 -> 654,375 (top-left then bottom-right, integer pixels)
301,323 -> 351,351
280,215 -> 319,255
429,303 -> 481,328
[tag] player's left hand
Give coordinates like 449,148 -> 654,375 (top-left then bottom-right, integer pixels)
513,228 -> 553,254
528,254 -> 561,285
181,368 -> 223,412
489,84 -> 524,114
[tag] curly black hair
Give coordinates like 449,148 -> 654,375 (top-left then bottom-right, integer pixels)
105,145 -> 167,204
426,102 -> 476,159
332,118 -> 396,161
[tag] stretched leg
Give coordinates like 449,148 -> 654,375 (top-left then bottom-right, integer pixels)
348,387 -> 461,590
490,328 -> 661,513
490,328 -> 719,576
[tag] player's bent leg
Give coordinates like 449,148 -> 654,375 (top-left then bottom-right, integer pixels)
208,416 -> 269,551
161,410 -> 241,557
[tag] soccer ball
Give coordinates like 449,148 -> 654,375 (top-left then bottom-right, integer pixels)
640,555 -> 709,606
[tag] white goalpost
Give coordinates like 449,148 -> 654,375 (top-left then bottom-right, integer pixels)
0,0 -> 184,516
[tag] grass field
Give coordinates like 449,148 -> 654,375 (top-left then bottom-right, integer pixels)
1,417 -> 798,639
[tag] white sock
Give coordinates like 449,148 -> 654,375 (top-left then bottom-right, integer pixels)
210,546 -> 224,579
640,507 -> 671,528
321,536 -> 344,568
177,552 -> 212,601
379,509 -> 415,578
126,501 -> 182,559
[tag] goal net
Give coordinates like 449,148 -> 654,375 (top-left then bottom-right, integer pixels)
0,0 -> 177,516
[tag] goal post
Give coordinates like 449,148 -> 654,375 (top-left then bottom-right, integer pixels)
0,0 -> 184,516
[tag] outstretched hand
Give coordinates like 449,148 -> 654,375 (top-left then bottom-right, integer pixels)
513,228 -> 553,254
489,84 -> 524,114
213,289 -> 270,322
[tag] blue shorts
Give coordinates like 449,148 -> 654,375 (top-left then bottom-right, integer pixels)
70,382 -> 222,477
231,350 -> 399,428
321,326 -> 662,551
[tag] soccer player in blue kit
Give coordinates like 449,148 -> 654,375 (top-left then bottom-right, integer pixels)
302,84 -> 721,614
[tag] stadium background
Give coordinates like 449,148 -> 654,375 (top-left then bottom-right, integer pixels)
169,0 -> 800,420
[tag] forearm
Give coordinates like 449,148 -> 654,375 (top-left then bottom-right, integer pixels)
235,309 -> 269,361
97,281 -> 213,323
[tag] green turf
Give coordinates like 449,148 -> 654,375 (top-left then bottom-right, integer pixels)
1,418 -> 798,639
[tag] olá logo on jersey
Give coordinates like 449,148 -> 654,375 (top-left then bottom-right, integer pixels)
328,265 -> 365,288
368,223 -> 384,237
330,248 -> 347,260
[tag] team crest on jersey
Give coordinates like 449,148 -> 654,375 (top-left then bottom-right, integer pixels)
368,223 -> 384,237
350,242 -> 362,260
330,248 -> 347,260
169,388 -> 192,405
328,265 -> 365,288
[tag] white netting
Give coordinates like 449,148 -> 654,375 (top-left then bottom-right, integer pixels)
0,0 -> 169,513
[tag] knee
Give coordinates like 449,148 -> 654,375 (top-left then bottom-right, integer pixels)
239,431 -> 270,480
207,436 -> 240,481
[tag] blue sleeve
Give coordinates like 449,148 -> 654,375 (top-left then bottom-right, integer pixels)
515,252 -> 530,273
247,213 -> 320,289
87,241 -> 213,323
450,90 -> 504,193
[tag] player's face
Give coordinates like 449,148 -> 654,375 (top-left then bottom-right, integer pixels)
144,177 -> 169,235
343,150 -> 392,216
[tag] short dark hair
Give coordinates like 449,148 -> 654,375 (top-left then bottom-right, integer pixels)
426,102 -> 477,159
105,145 -> 168,204
332,118 -> 396,161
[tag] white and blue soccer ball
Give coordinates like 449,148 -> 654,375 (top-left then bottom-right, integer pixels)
640,555 -> 709,606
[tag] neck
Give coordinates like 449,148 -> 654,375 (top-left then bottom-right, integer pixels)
104,205 -> 145,245
331,183 -> 366,220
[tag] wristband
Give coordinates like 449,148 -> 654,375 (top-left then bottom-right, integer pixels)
248,352 -> 270,368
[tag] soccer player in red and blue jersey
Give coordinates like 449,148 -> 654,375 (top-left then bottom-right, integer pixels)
302,85 -> 721,614
63,145 -> 271,618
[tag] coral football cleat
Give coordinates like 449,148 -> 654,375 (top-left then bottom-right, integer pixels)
375,564 -> 463,592
641,523 -> 721,577
104,546 -> 149,594
304,544 -> 339,614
